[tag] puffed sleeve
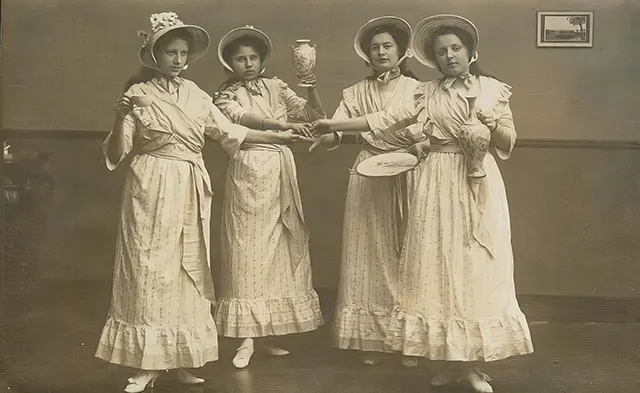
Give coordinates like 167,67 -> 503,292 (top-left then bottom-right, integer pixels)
102,85 -> 140,171
213,88 -> 248,124
102,91 -> 138,171
205,94 -> 249,158
491,84 -> 517,160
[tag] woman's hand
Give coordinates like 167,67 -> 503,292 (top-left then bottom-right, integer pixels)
114,96 -> 133,122
301,75 -> 317,86
407,140 -> 431,161
308,133 -> 337,152
286,122 -> 313,138
310,119 -> 335,136
277,130 -> 303,144
477,109 -> 497,132
278,130 -> 315,144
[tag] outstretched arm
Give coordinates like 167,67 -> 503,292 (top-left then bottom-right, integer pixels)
205,104 -> 304,157
311,84 -> 424,136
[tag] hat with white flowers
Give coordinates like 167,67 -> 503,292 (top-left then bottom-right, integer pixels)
137,12 -> 210,69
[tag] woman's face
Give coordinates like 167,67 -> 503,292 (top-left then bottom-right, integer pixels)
369,32 -> 400,71
155,37 -> 189,78
230,45 -> 262,81
433,33 -> 471,77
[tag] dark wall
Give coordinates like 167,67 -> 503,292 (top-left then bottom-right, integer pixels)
8,137 -> 640,298
3,0 -> 640,297
3,0 -> 640,139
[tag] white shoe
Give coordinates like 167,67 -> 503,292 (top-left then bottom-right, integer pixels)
233,345 -> 254,369
465,370 -> 493,393
123,371 -> 159,393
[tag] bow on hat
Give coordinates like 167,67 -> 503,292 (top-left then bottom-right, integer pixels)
354,16 -> 414,84
136,12 -> 210,70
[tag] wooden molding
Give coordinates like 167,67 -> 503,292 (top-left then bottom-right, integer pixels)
2,129 -> 640,150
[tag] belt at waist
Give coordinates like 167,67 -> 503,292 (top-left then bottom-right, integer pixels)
430,141 -> 463,153
240,143 -> 285,152
362,142 -> 407,156
141,145 -> 212,221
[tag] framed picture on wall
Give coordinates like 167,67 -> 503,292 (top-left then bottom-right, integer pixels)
537,11 -> 594,47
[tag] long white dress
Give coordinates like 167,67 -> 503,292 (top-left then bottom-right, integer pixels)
379,75 -> 534,361
213,77 -> 324,338
331,75 -> 426,352
95,76 -> 248,370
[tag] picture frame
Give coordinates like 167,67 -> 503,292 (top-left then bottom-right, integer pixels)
536,11 -> 594,48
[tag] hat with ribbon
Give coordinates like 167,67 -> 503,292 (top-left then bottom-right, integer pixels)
411,14 -> 479,69
217,25 -> 273,73
137,12 -> 210,70
353,16 -> 413,67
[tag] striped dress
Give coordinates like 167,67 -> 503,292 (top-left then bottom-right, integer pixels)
379,76 -> 534,362
213,77 -> 324,338
95,76 -> 249,370
331,75 -> 425,352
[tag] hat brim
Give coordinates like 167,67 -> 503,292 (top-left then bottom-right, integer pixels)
217,26 -> 273,72
139,24 -> 210,70
354,16 -> 412,63
411,14 -> 479,69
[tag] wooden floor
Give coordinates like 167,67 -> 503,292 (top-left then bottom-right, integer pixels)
2,280 -> 640,393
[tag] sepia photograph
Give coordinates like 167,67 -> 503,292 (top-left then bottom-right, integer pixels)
1,1 -> 639,392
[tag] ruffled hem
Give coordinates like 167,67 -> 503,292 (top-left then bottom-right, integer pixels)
214,291 -> 324,337
94,317 -> 219,370
385,307 -> 534,362
332,306 -> 395,352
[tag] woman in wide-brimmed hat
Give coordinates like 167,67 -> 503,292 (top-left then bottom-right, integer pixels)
310,16 -> 430,367
95,13 -> 305,392
212,25 -> 326,369
317,14 -> 533,392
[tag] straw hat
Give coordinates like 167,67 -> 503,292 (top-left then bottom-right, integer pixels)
217,25 -> 273,73
353,16 -> 413,64
411,14 -> 479,69
137,12 -> 210,70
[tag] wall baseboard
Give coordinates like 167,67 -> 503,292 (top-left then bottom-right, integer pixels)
3,129 -> 640,150
3,279 -> 639,323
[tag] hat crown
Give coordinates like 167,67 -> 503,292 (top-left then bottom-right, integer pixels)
217,26 -> 273,73
411,14 -> 479,69
138,12 -> 184,48
150,12 -> 184,33
354,16 -> 412,64
137,12 -> 210,70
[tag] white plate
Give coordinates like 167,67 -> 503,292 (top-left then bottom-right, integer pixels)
355,152 -> 418,178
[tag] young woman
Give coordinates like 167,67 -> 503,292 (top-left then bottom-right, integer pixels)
316,14 -> 534,392
310,17 -> 429,367
212,26 -> 325,369
95,13 -> 304,392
